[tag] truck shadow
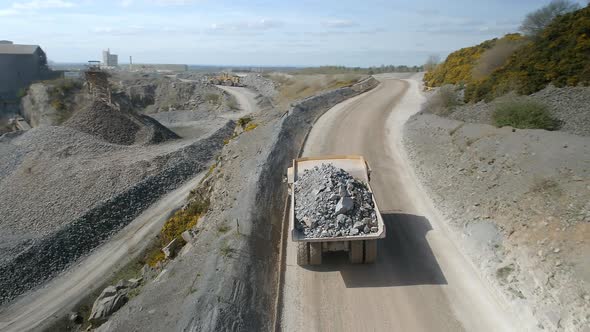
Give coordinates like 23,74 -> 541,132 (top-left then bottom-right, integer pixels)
303,213 -> 448,287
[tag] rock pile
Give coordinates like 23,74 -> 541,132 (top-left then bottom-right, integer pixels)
65,100 -> 179,145
294,164 -> 378,238
89,277 -> 142,324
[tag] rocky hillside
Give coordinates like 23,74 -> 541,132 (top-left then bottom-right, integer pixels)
113,74 -> 237,114
20,78 -> 86,127
446,84 -> 590,137
404,111 -> 590,331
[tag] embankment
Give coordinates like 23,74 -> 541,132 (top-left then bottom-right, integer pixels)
99,76 -> 379,331
0,121 -> 234,305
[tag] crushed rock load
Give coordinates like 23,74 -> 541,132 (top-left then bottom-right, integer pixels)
294,164 -> 378,238
65,100 -> 179,145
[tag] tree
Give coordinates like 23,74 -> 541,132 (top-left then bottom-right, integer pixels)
520,0 -> 580,36
424,54 -> 440,72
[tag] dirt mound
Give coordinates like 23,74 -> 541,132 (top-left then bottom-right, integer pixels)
65,101 -> 179,145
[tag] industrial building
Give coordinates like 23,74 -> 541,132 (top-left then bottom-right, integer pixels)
102,49 -> 118,67
0,41 -> 53,100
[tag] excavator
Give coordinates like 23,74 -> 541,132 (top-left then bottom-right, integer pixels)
208,72 -> 243,86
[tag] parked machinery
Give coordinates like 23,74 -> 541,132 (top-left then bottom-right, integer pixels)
208,72 -> 242,86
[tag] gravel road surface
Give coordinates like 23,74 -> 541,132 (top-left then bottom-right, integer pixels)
281,74 -> 516,331
216,85 -> 258,119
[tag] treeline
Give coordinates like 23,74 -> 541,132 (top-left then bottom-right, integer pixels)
425,2 -> 590,102
295,65 -> 423,75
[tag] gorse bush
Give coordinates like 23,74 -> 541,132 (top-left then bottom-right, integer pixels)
466,5 -> 590,102
160,196 -> 210,246
423,34 -> 523,87
237,116 -> 252,128
492,98 -> 559,130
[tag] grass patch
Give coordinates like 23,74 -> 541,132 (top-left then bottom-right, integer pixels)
237,116 -> 252,128
244,122 -> 258,131
492,98 -> 559,130
205,93 -> 221,105
531,178 -> 562,196
217,224 -> 231,233
220,243 -> 235,258
148,195 -> 210,266
269,73 -> 363,108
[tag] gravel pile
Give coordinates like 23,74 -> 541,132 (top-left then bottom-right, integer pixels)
445,85 -> 590,137
0,119 -> 234,304
294,164 -> 378,238
529,85 -> 590,136
65,100 -> 179,145
240,74 -> 277,99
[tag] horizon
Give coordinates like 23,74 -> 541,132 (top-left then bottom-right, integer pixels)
2,0 -> 587,66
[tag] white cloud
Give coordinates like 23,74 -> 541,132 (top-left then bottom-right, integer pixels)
210,18 -> 283,32
152,0 -> 194,5
12,0 -> 75,10
0,8 -> 18,16
0,0 -> 74,16
119,0 -> 134,7
322,19 -> 358,28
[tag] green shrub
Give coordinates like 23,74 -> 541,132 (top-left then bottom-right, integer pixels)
425,85 -> 462,115
492,98 -> 559,130
237,116 -> 252,128
205,93 -> 221,104
16,88 -> 27,98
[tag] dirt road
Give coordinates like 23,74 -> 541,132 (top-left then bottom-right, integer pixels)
281,75 -> 516,331
216,85 -> 258,119
0,172 -> 207,332
0,86 -> 258,332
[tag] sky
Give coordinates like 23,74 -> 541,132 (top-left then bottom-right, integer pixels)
0,0 -> 586,66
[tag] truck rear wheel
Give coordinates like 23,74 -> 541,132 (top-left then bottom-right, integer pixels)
349,241 -> 364,264
309,242 -> 322,265
363,240 -> 377,264
297,242 -> 309,266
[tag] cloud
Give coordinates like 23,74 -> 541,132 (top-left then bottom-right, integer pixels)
210,18 -> 283,32
12,0 -> 74,10
119,0 -> 134,7
0,0 -> 74,16
416,9 -> 439,16
321,19 -> 358,28
417,17 -> 518,36
118,0 -> 197,6
152,0 -> 195,5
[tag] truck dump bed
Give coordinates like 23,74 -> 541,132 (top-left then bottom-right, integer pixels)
287,155 -> 386,243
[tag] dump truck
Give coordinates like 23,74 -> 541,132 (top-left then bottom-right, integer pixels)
208,73 -> 242,86
287,155 -> 386,265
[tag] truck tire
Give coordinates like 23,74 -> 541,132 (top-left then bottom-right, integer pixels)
349,241 -> 364,264
309,242 -> 322,265
363,240 -> 377,264
297,242 -> 309,266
